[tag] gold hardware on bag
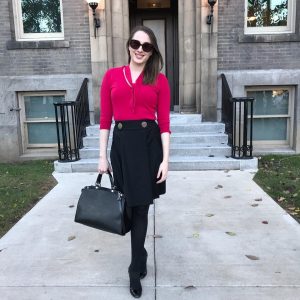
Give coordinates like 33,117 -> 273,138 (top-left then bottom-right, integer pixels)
118,123 -> 123,129
141,121 -> 147,128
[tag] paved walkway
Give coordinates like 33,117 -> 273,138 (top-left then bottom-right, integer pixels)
0,170 -> 300,300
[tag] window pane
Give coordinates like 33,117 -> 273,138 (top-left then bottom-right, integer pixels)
247,89 -> 289,115
137,0 -> 171,9
21,0 -> 62,33
247,0 -> 288,27
250,118 -> 287,140
28,122 -> 60,144
24,95 -> 64,119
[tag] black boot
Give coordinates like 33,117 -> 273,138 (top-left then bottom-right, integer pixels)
128,266 -> 142,298
140,248 -> 148,279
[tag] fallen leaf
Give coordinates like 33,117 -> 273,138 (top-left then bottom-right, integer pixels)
206,213 -> 214,217
69,205 -> 75,208
292,193 -> 298,197
251,204 -> 259,207
225,231 -> 236,236
192,233 -> 200,238
255,198 -> 262,201
94,249 -> 100,252
289,207 -> 296,210
224,195 -> 232,199
245,254 -> 259,260
184,285 -> 196,290
262,221 -> 268,224
277,197 -> 285,202
68,235 -> 76,241
215,185 -> 223,189
290,212 -> 298,215
267,186 -> 271,190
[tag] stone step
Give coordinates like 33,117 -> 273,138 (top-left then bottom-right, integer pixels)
86,122 -> 224,136
80,144 -> 232,159
170,113 -> 202,124
83,133 -> 228,148
54,156 -> 258,173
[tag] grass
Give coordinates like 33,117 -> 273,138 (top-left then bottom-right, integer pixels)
0,160 -> 56,238
254,155 -> 300,223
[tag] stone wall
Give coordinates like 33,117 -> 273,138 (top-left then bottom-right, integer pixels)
0,0 -> 92,76
218,0 -> 300,70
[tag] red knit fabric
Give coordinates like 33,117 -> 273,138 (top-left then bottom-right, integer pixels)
100,65 -> 171,134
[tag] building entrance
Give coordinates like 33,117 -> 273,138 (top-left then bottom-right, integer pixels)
129,0 -> 179,111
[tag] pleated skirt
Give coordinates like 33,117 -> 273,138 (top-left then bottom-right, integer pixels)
110,119 -> 166,207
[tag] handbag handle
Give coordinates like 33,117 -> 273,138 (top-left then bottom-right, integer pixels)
96,170 -> 116,189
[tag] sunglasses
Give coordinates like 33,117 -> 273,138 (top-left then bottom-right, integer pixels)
129,39 -> 154,52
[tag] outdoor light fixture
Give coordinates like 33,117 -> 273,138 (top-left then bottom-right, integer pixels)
207,0 -> 217,25
87,0 -> 101,38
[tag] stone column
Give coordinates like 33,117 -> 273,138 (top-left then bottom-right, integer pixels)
199,0 -> 218,121
178,0 -> 197,112
88,0 -> 129,123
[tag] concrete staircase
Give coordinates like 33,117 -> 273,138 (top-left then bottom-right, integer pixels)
54,114 -> 257,172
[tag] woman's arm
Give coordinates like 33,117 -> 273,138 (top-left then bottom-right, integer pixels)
156,74 -> 171,183
98,69 -> 113,174
98,129 -> 111,173
156,132 -> 170,183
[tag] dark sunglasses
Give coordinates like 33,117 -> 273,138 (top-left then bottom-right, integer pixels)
129,39 -> 154,52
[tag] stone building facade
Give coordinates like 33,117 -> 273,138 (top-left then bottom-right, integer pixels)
0,0 -> 299,162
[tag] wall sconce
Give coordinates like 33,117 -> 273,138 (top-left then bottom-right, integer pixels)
207,0 -> 217,25
87,0 -> 101,38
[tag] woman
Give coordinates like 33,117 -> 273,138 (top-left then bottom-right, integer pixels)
98,25 -> 171,298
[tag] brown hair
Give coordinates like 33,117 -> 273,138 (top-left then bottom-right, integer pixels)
126,25 -> 164,85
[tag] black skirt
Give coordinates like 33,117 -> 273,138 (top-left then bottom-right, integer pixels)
110,119 -> 166,207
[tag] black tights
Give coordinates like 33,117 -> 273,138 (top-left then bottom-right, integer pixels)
128,204 -> 150,272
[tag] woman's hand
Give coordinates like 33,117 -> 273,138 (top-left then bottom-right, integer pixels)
98,157 -> 112,174
156,160 -> 168,183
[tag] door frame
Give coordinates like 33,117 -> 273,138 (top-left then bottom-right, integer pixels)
129,0 -> 179,111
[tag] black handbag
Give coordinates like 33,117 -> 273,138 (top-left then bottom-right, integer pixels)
74,171 -> 131,236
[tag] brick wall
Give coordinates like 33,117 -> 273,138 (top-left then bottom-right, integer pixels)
217,0 -> 300,70
0,0 -> 91,76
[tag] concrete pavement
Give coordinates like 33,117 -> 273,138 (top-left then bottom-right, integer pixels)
0,170 -> 300,299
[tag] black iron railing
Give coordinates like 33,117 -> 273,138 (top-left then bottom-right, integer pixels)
54,78 -> 90,162
221,74 -> 254,159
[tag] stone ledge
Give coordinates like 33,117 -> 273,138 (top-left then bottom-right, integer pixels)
6,40 -> 70,50
238,33 -> 300,43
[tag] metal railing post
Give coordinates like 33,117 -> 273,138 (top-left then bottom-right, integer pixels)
221,74 -> 254,159
54,78 -> 90,162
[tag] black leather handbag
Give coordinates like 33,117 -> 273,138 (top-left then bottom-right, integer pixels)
74,171 -> 131,236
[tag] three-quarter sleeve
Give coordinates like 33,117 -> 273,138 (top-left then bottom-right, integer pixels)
99,70 -> 113,130
157,74 -> 171,134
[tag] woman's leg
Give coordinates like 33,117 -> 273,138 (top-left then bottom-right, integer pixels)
129,204 -> 150,273
128,204 -> 150,297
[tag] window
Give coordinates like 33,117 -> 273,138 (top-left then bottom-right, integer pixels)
19,93 -> 65,150
247,87 -> 294,146
13,0 -> 64,41
245,0 -> 296,34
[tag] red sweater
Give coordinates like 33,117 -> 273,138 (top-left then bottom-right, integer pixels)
100,65 -> 171,134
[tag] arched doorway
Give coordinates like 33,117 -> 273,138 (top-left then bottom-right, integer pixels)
129,0 -> 179,111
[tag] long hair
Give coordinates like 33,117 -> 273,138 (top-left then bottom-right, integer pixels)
126,25 -> 164,85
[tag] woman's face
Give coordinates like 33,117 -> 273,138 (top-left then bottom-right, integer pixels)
128,30 -> 153,67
